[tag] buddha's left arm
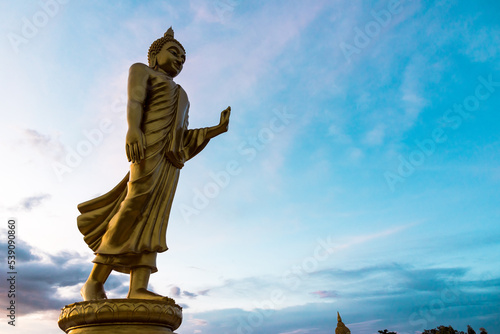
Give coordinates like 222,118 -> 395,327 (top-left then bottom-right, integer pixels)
182,106 -> 231,161
206,106 -> 231,139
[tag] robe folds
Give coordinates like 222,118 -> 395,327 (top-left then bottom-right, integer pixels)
77,68 -> 209,273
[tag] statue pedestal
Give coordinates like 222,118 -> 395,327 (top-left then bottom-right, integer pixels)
58,299 -> 182,334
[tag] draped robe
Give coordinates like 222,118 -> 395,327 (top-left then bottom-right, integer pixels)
77,65 -> 209,273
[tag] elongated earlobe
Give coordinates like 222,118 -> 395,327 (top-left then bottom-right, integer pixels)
151,55 -> 157,69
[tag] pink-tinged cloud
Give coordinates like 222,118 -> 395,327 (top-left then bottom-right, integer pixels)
310,290 -> 339,299
170,286 -> 181,297
189,318 -> 208,326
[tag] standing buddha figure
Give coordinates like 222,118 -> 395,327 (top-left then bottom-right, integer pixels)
77,27 -> 231,301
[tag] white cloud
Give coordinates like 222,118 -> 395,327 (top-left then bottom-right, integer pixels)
349,147 -> 364,161
189,318 -> 209,326
398,55 -> 430,130
328,124 -> 352,144
363,124 -> 386,146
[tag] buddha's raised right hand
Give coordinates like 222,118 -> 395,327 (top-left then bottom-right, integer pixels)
126,127 -> 146,163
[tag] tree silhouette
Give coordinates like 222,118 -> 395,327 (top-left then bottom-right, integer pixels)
467,325 -> 477,334
422,325 -> 465,334
377,325 -> 485,334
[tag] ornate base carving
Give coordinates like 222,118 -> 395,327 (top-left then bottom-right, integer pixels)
58,298 -> 182,334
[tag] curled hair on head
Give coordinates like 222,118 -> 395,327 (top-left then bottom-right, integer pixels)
147,27 -> 186,68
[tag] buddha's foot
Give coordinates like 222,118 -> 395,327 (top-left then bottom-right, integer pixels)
80,280 -> 107,301
127,288 -> 170,301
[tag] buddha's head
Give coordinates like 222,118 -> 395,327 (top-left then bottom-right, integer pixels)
148,27 -> 186,77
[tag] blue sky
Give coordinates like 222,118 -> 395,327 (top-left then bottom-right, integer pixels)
0,0 -> 499,333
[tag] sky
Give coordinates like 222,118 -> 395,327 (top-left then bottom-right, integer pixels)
0,0 -> 499,333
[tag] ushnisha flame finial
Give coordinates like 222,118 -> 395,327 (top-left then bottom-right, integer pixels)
164,26 -> 174,38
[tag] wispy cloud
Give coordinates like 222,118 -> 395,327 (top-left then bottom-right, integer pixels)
399,55 -> 430,129
330,222 -> 420,253
169,285 -> 207,300
310,290 -> 339,299
184,290 -> 198,298
23,128 -> 66,161
188,317 -> 208,326
171,286 -> 181,297
14,193 -> 51,211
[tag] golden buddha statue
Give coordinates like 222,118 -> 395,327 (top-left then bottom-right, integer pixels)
77,27 -> 231,301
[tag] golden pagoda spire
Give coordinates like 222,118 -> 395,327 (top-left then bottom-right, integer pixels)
335,312 -> 351,334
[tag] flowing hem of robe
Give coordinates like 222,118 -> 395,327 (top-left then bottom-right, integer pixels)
77,173 -> 130,252
93,252 -> 158,274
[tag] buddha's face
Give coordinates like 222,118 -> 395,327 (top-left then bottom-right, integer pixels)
155,41 -> 186,77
